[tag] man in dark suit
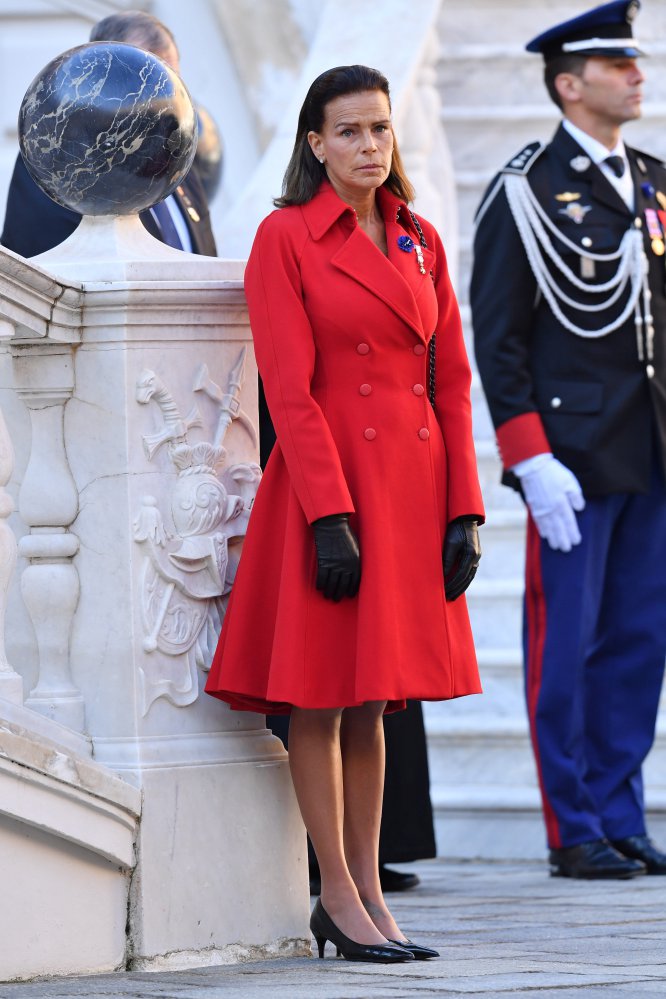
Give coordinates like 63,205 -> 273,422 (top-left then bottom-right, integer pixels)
1,10 -> 216,258
471,0 -> 666,879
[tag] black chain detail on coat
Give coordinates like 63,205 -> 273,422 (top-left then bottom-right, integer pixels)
408,209 -> 436,408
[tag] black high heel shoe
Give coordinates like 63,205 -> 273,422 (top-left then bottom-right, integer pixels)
388,937 -> 439,960
310,899 -> 415,963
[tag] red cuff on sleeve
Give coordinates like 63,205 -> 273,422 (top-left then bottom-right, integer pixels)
496,412 -> 550,469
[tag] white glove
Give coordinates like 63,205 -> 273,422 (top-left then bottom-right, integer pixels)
512,453 -> 585,553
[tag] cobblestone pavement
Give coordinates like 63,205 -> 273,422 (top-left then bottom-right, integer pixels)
2,860 -> 665,998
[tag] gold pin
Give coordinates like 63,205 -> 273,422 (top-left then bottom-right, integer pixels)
657,191 -> 666,211
187,206 -> 201,223
555,192 -> 582,202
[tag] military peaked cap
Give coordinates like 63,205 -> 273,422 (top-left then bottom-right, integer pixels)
526,0 -> 644,61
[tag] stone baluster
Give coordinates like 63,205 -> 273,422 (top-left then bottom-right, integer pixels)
13,346 -> 84,732
0,323 -> 23,705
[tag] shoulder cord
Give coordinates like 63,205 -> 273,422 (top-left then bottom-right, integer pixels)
503,173 -> 652,360
408,209 -> 437,407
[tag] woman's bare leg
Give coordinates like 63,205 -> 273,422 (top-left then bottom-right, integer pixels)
289,706 -> 386,943
340,701 -> 405,941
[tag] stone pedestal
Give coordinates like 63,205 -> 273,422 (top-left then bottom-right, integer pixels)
0,217 -> 309,977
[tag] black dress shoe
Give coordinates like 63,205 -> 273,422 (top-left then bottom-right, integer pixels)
611,835 -> 666,875
309,899 -> 415,963
379,864 -> 420,892
549,839 -> 646,879
388,937 -> 439,960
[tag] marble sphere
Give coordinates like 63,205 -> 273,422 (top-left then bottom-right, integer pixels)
18,42 -> 198,216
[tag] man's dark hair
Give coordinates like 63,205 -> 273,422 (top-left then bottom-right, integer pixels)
275,64 -> 415,208
544,54 -> 588,110
90,10 -> 177,59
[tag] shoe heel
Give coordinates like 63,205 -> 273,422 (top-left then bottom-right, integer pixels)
314,933 -> 326,959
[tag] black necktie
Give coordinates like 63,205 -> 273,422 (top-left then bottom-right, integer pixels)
151,198 -> 184,249
603,155 -> 626,178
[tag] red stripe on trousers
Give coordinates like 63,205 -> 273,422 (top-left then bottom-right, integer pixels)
525,516 -> 562,848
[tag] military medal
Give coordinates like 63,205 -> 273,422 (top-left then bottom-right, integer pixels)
175,184 -> 201,223
645,208 -> 665,256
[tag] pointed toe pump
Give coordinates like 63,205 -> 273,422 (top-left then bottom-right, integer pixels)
310,899 -> 415,963
388,937 -> 439,960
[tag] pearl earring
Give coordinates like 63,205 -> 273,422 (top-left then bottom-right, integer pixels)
319,157 -> 325,164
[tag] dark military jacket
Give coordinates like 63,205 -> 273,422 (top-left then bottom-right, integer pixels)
471,122 -> 666,496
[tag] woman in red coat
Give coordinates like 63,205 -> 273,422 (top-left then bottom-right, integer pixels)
206,65 -> 484,963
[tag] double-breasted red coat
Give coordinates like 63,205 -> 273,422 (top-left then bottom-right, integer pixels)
205,181 -> 484,714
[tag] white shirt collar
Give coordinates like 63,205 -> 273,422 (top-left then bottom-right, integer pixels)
562,118 -> 626,165
562,118 -> 634,209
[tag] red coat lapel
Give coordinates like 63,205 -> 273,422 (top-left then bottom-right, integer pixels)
301,182 -> 432,342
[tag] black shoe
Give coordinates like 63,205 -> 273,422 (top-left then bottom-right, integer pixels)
611,835 -> 666,875
379,864 -> 420,892
310,899 -> 415,963
388,937 -> 439,960
549,839 -> 646,879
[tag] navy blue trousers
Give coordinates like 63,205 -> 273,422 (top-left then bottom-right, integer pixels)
523,461 -> 666,849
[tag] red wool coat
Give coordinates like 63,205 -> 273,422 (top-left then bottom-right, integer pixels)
206,182 -> 484,714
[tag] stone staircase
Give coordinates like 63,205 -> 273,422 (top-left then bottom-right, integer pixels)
426,0 -> 666,859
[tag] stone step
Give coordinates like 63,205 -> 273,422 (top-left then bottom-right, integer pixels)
438,42 -> 666,106
475,439 -> 524,512
477,508 -> 526,581
432,784 -> 545,860
466,576 -> 523,649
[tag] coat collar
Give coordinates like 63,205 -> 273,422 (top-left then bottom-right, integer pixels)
300,180 -> 421,239
300,183 -> 434,341
550,122 -> 632,217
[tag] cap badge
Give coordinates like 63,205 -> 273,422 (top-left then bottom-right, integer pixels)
555,191 -> 582,202
559,202 -> 592,224
627,0 -> 639,24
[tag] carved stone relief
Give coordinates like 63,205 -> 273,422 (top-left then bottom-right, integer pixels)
133,348 -> 260,715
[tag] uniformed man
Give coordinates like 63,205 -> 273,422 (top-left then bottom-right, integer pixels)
471,0 -> 666,879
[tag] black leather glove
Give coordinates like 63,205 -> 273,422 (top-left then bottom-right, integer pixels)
312,513 -> 361,602
443,517 -> 481,602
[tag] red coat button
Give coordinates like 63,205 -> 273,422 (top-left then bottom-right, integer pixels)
359,384 -> 372,396
412,383 -> 425,396
413,344 -> 426,356
364,428 -> 377,441
357,342 -> 370,355
418,427 -> 430,440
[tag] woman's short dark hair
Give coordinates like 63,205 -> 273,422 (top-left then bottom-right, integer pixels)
274,64 -> 415,208
544,54 -> 588,110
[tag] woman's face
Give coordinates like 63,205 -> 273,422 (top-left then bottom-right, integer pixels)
307,89 -> 393,198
